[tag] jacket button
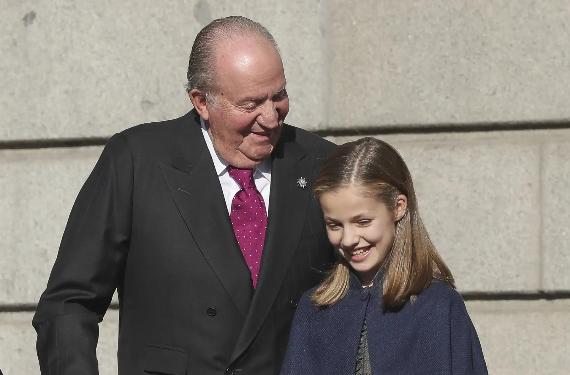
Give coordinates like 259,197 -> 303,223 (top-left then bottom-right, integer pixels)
206,307 -> 217,317
225,367 -> 234,375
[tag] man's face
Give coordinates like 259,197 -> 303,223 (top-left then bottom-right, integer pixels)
194,36 -> 289,168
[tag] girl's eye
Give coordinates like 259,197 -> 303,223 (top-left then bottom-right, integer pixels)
326,222 -> 340,230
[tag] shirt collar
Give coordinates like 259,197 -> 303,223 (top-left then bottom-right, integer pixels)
200,117 -> 271,181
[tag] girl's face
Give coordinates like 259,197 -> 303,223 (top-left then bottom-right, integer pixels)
319,185 -> 405,285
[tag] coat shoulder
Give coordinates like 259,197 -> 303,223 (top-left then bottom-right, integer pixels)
412,280 -> 465,316
423,280 -> 460,298
297,286 -> 320,312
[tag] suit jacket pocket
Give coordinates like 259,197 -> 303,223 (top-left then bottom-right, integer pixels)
144,344 -> 188,375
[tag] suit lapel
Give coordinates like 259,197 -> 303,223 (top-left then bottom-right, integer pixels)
231,131 -> 314,361
160,113 -> 252,317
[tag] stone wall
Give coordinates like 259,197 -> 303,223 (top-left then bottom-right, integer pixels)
2,1 -> 569,374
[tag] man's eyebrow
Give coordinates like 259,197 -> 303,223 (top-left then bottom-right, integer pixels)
237,95 -> 266,104
239,86 -> 288,103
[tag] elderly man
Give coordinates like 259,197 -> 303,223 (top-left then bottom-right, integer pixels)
33,16 -> 335,375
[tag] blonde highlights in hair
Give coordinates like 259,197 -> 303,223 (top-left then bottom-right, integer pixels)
312,137 -> 454,309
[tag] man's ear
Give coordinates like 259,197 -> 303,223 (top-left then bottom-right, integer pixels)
189,89 -> 210,121
394,194 -> 408,221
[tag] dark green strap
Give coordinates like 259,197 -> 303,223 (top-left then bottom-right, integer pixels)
355,320 -> 372,375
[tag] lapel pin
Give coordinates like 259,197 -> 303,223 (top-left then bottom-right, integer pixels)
296,177 -> 307,189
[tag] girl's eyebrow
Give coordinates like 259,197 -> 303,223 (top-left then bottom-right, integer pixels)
350,213 -> 370,221
324,213 -> 370,222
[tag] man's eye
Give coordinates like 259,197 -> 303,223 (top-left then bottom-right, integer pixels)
273,89 -> 288,101
357,219 -> 371,226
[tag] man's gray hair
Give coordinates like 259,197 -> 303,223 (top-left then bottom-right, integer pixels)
186,16 -> 280,95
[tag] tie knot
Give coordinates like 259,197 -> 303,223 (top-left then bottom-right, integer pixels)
228,167 -> 256,190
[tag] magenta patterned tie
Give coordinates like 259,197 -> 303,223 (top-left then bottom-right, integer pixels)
228,167 -> 267,288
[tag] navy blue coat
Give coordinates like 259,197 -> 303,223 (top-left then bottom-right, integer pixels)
281,274 -> 488,374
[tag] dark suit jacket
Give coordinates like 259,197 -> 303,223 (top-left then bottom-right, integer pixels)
33,110 -> 336,375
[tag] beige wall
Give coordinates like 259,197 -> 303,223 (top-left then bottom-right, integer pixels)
2,1 -> 569,373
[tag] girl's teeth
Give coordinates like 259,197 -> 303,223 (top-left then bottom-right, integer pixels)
353,248 -> 369,256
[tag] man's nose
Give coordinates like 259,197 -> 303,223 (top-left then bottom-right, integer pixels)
257,101 -> 279,128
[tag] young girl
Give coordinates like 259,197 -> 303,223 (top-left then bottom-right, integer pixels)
280,137 -> 487,374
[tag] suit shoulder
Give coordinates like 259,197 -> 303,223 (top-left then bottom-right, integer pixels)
109,111 -> 199,158
282,124 -> 336,157
118,112 -> 191,143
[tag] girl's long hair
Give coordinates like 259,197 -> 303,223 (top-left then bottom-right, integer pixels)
312,137 -> 454,308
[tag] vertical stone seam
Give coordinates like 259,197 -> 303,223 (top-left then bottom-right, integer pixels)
538,141 -> 544,291
318,0 -> 331,128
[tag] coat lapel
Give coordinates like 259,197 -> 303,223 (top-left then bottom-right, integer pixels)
231,130 -> 315,361
160,114 -> 252,317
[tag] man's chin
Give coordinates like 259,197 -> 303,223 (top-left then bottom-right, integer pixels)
246,153 -> 271,165
231,158 -> 263,169
240,145 -> 273,160
227,151 -> 267,169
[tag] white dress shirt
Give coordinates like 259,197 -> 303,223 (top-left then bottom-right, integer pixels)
200,118 -> 271,215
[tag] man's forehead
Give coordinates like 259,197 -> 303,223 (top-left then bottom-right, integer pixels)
213,34 -> 281,65
211,36 -> 285,95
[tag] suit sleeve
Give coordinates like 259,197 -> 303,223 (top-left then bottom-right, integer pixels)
449,292 -> 489,375
280,293 -> 317,375
32,133 -> 133,375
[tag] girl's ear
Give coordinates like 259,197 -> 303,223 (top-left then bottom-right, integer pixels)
394,194 -> 408,221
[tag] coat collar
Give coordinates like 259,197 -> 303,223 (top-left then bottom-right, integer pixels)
348,266 -> 386,291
